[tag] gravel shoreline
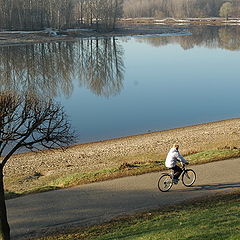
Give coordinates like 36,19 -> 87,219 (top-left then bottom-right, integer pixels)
4,118 -> 240,193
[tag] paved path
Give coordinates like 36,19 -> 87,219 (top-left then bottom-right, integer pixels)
7,158 -> 240,239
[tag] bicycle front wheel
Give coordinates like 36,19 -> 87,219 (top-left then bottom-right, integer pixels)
182,169 -> 196,187
158,174 -> 173,192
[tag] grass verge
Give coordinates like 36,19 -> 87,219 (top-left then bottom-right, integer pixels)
35,191 -> 240,240
5,148 -> 240,199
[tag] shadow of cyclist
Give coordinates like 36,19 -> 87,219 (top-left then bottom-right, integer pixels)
181,182 -> 240,191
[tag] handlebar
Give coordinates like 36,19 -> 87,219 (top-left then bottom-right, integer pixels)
181,162 -> 189,168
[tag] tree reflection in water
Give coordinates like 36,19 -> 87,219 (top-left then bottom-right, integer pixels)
0,37 -> 124,98
75,37 -> 124,97
135,26 -> 240,51
0,26 -> 238,99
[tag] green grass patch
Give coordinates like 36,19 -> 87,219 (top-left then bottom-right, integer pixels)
186,148 -> 240,164
35,191 -> 240,240
50,168 -> 121,187
15,162 -> 164,196
5,148 -> 240,199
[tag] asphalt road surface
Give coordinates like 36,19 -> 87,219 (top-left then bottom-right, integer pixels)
7,158 -> 240,239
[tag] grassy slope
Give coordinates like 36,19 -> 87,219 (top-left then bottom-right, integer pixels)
36,191 -> 240,240
5,148 -> 240,199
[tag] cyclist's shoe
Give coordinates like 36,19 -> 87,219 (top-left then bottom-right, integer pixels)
173,179 -> 179,184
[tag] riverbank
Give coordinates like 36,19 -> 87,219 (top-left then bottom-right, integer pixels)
120,17 -> 240,26
4,118 -> 240,196
0,18 -> 239,46
0,25 -> 186,46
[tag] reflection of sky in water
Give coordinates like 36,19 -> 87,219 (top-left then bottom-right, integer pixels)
59,37 -> 240,143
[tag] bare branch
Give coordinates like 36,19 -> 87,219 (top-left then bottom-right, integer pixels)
0,92 -> 75,167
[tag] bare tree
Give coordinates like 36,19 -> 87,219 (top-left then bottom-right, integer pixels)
0,0 -> 123,31
0,92 -> 75,240
219,1 -> 234,20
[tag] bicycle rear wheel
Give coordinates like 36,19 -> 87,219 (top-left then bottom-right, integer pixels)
182,169 -> 196,187
158,174 -> 173,192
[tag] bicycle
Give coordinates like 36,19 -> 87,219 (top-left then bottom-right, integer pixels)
158,164 -> 196,192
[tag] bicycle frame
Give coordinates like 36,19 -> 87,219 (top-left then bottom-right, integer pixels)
169,164 -> 187,180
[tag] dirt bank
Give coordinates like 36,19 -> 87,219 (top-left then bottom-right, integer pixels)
3,118 -> 240,193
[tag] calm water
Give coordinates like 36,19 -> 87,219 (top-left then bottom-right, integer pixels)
1,26 -> 240,143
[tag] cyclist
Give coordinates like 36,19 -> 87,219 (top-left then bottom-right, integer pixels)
165,144 -> 188,184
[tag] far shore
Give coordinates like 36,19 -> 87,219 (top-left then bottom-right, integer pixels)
0,25 -> 186,46
0,18 -> 239,46
4,118 -> 240,194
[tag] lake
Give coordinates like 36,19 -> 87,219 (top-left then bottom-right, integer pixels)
1,26 -> 240,144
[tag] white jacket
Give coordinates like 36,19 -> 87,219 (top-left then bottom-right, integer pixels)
165,148 -> 188,168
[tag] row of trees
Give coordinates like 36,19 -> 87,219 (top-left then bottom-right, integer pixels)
123,0 -> 240,18
78,0 -> 124,31
0,0 -> 123,31
1,0 -> 238,30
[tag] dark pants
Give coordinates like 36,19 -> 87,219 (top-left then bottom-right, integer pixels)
170,165 -> 182,180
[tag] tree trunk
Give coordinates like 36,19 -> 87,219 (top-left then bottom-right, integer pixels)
0,164 -> 10,240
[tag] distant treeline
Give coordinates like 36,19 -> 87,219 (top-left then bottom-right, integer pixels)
1,0 -> 239,31
0,0 -> 123,31
123,0 -> 240,18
